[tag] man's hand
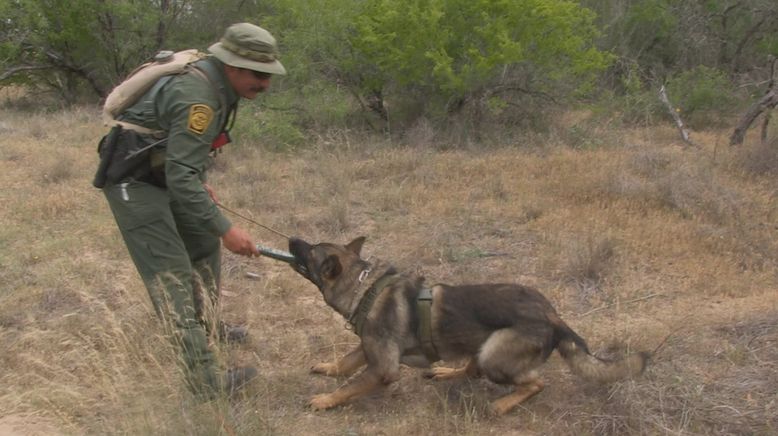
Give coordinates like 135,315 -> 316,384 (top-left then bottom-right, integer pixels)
222,226 -> 260,257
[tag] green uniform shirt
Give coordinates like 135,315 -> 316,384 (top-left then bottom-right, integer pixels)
119,56 -> 238,237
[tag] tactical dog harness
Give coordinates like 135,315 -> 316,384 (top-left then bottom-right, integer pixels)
416,287 -> 439,362
347,264 -> 439,362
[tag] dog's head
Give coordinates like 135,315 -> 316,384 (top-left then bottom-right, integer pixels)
288,236 -> 368,292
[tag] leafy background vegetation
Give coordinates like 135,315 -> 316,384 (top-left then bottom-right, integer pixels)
3,0 -> 777,144
1,1 -> 777,435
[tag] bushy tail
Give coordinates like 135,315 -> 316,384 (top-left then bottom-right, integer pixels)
555,324 -> 648,383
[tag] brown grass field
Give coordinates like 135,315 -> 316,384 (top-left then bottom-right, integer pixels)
0,97 -> 776,435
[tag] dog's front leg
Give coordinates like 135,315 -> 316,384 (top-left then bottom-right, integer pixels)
311,345 -> 366,378
310,341 -> 401,410
310,366 -> 385,410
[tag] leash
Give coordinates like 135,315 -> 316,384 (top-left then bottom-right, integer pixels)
216,203 -> 291,239
215,202 -> 298,264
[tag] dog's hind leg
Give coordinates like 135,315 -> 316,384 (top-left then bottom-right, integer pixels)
425,357 -> 480,381
490,371 -> 545,416
478,328 -> 547,415
311,345 -> 366,378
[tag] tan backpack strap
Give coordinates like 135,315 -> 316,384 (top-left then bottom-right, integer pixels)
112,120 -> 165,137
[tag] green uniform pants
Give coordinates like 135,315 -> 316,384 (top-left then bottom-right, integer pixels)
103,179 -> 222,392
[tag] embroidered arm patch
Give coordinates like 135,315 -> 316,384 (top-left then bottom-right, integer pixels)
187,104 -> 214,135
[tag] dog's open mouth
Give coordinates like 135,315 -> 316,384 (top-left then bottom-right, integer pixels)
287,238 -> 312,279
291,263 -> 310,278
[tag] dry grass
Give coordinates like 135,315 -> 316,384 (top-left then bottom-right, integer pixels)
1,105 -> 777,435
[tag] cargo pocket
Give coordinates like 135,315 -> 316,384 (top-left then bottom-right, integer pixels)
106,180 -> 170,231
128,220 -> 193,321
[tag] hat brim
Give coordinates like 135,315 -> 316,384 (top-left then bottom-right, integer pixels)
208,43 -> 286,75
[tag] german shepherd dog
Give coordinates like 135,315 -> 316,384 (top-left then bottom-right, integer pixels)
288,236 -> 648,415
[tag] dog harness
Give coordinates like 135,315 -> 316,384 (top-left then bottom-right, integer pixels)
416,287 -> 439,362
346,262 -> 440,362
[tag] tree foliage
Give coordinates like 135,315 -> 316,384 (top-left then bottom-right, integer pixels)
1,0 -> 162,100
348,0 -> 611,120
2,0 -> 778,135
588,0 -> 778,83
0,0 -> 263,101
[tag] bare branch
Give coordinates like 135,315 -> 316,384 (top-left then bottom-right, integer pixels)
486,83 -> 559,104
659,86 -> 699,147
0,65 -> 52,82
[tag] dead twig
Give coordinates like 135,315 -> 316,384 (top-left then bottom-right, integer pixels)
651,325 -> 684,357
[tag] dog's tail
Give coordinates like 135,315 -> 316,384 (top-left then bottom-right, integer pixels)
553,318 -> 648,383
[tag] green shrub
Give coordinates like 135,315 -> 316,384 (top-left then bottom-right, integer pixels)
231,102 -> 306,151
592,61 -> 665,126
665,66 -> 737,128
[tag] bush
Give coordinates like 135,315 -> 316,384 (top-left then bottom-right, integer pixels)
737,136 -> 778,177
593,60 -> 666,126
665,66 -> 737,128
231,101 -> 306,151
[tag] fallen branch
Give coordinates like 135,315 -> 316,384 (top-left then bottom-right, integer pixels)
659,85 -> 699,147
730,56 -> 778,146
576,292 -> 663,318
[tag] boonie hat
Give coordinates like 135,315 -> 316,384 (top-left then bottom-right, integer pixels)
208,23 -> 286,75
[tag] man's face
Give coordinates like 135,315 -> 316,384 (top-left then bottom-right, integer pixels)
226,66 -> 272,99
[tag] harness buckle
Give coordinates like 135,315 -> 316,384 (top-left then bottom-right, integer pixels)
358,268 -> 371,283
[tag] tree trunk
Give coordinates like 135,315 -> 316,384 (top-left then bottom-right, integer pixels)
730,57 -> 778,146
730,90 -> 778,145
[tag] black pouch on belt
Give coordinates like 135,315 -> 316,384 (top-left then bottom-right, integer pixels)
92,125 -> 123,188
93,126 -> 154,188
104,129 -> 152,185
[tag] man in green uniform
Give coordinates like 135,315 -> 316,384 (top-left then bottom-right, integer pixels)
98,23 -> 286,397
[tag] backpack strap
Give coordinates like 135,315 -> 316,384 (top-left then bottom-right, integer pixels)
115,75 -> 175,137
116,58 -> 232,139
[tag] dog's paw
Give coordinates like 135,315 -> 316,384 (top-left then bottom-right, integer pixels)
489,399 -> 514,416
424,366 -> 461,381
309,393 -> 339,410
310,362 -> 337,376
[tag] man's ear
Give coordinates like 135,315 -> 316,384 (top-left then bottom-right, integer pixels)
321,255 -> 343,279
345,236 -> 366,256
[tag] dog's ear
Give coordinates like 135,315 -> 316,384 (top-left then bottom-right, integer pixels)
345,236 -> 366,256
321,254 -> 343,279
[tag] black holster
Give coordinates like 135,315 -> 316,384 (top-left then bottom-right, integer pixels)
92,125 -> 122,188
92,127 -> 156,188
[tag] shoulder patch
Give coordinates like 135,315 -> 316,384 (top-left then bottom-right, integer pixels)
187,104 -> 214,135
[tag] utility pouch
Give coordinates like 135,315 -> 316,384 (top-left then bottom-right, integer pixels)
92,125 -> 122,188
93,128 -> 156,188
105,129 -> 152,185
